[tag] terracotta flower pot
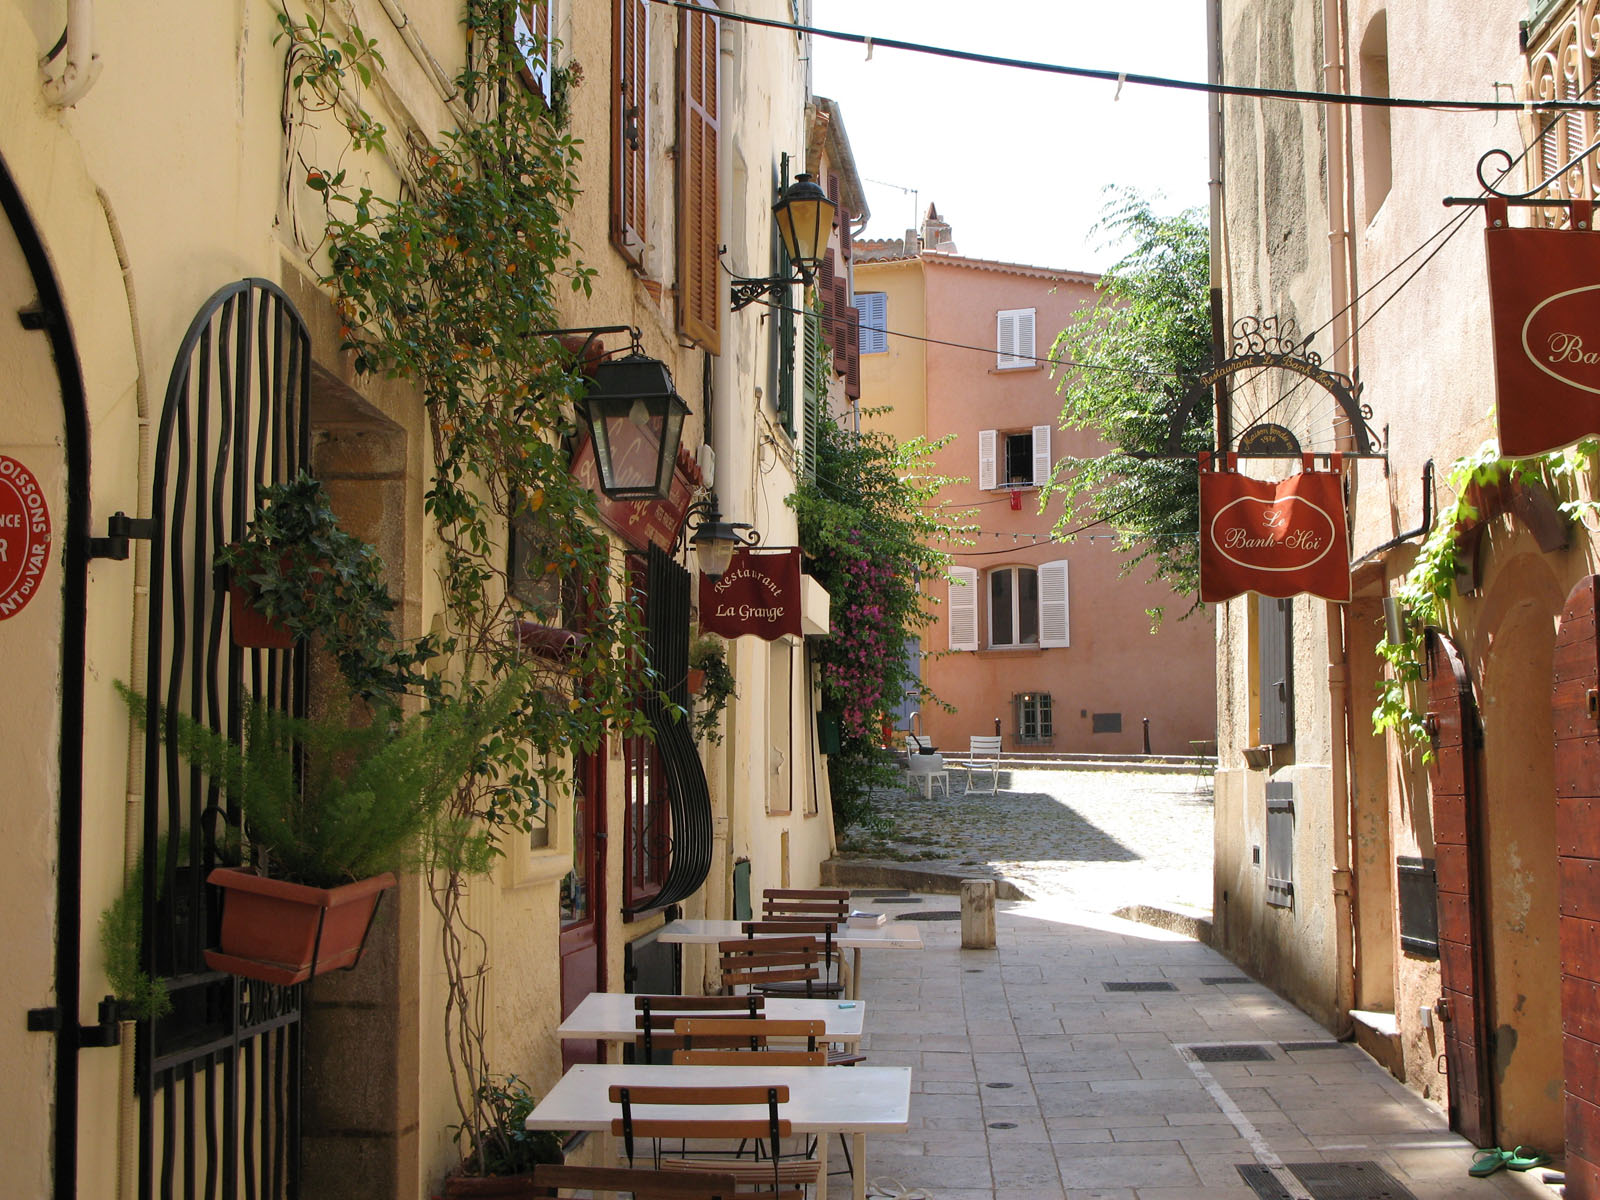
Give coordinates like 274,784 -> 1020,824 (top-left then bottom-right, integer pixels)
687,667 -> 706,695
227,582 -> 295,649
204,867 -> 396,986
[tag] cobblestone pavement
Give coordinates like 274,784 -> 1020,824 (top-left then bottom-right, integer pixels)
838,768 -> 1215,915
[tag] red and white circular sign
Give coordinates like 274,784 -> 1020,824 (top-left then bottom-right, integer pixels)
0,454 -> 52,620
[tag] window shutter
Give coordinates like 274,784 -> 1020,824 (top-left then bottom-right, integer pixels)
1265,781 -> 1295,908
676,0 -> 721,352
858,292 -> 887,354
996,310 -> 1015,368
831,273 -> 849,375
844,304 -> 861,400
803,375 -> 821,481
1031,424 -> 1051,486
1258,595 -> 1293,745
948,566 -> 978,651
611,0 -> 648,265
996,307 -> 1036,367
1038,559 -> 1069,648
977,429 -> 997,491
772,239 -> 795,435
817,250 -> 837,365
1017,308 -> 1035,362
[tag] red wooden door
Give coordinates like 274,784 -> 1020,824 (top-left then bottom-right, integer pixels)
560,747 -> 606,1070
1427,630 -> 1495,1147
1556,576 -> 1600,1199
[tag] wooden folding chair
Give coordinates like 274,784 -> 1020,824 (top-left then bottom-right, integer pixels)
633,993 -> 766,1063
739,921 -> 845,998
609,1083 -> 818,1200
503,1162 -> 741,1200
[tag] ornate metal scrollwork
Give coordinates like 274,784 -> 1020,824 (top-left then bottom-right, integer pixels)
1230,314 -> 1320,365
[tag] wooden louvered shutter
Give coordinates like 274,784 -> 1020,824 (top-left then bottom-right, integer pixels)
1038,560 -> 1069,648
772,237 -> 795,436
830,273 -> 848,375
844,304 -> 861,401
677,0 -> 721,352
802,308 -> 824,465
1031,424 -> 1051,486
817,250 -> 837,365
1258,595 -> 1293,745
977,429 -> 997,491
948,566 -> 978,651
611,0 -> 648,265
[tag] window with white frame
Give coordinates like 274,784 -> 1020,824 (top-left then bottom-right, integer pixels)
977,425 -> 1052,489
857,291 -> 888,354
949,560 -> 1069,651
996,307 -> 1036,369
1015,692 -> 1053,743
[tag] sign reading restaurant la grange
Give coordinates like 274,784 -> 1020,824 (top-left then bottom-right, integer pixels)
0,454 -> 52,620
1485,197 -> 1600,456
1198,454 -> 1350,604
697,547 -> 802,640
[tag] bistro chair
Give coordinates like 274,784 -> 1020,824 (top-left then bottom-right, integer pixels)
966,735 -> 1003,795
760,888 -> 850,924
718,935 -> 825,998
740,920 -> 845,998
633,993 -> 766,1064
609,1082 -> 818,1200
509,1162 -> 742,1200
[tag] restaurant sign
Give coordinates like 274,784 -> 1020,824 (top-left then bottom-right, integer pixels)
570,435 -> 701,552
1198,453 -> 1350,604
0,454 -> 51,620
698,547 -> 803,640
1485,197 -> 1600,456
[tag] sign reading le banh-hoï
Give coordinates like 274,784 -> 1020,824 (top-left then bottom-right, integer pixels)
1198,453 -> 1350,604
0,454 -> 52,620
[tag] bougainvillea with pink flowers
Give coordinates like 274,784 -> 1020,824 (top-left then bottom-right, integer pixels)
788,407 -> 972,826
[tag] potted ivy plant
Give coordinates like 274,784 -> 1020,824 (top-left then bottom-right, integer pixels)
688,632 -> 736,744
217,471 -> 438,699
119,677 -> 521,987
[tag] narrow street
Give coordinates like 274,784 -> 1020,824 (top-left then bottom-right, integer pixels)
835,768 -> 1558,1198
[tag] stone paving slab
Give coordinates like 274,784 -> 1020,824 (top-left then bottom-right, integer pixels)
850,895 -> 1556,1200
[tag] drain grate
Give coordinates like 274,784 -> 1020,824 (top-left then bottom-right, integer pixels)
1201,975 -> 1253,985
897,910 -> 962,921
983,1082 -> 1014,1089
1238,1161 -> 1418,1200
1279,1040 -> 1346,1052
1103,981 -> 1178,993
987,1122 -> 1017,1130
1192,1044 -> 1274,1063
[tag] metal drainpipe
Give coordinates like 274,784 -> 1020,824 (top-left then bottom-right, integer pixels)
1322,0 -> 1358,1036
97,187 -> 152,1200
40,0 -> 102,108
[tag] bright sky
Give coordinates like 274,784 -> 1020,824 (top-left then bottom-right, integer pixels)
810,0 -> 1211,274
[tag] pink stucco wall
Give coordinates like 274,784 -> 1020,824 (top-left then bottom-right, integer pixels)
861,251 -> 1216,757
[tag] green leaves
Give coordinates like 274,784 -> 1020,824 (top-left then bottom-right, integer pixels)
1046,189 -> 1213,611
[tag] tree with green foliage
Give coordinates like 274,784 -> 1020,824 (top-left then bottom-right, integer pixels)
1046,189 -> 1213,617
788,408 -> 972,830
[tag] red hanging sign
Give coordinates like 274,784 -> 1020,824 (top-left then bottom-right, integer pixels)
698,547 -> 803,640
1485,197 -> 1600,456
0,454 -> 52,620
569,435 -> 702,552
1198,454 -> 1350,604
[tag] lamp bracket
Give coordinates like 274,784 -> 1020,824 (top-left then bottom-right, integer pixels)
528,323 -> 644,360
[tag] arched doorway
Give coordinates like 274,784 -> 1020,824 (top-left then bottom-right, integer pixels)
0,154 -> 90,1198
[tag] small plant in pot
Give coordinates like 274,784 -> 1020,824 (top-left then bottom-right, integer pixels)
118,677 -> 521,987
687,632 -> 736,744
440,1073 -> 564,1196
216,471 -> 439,699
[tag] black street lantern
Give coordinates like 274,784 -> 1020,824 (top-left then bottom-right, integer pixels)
578,353 -> 691,501
730,172 -> 838,311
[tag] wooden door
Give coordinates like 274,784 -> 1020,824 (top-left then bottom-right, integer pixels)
1555,576 -> 1600,1199
560,747 -> 605,1070
1426,629 -> 1494,1146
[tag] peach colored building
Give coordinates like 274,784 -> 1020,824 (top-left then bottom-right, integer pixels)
855,211 -> 1216,757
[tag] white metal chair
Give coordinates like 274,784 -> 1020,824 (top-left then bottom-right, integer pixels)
966,736 -> 1002,795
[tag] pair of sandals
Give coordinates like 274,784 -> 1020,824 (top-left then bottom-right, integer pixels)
1468,1146 -> 1552,1177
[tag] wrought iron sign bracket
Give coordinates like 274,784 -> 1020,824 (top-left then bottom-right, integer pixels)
87,511 -> 157,561
1443,139 -> 1600,211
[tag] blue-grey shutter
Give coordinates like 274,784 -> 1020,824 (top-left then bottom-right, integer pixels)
857,292 -> 888,354
1258,595 -> 1292,746
1265,780 -> 1294,908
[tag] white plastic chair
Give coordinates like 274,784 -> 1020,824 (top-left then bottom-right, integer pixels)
966,736 -> 1002,794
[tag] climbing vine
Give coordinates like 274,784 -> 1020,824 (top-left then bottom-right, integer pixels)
1373,438 -> 1598,759
279,0 -> 655,1174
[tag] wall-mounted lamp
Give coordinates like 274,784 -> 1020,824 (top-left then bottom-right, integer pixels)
680,491 -> 761,577
729,173 -> 837,312
533,323 -> 689,503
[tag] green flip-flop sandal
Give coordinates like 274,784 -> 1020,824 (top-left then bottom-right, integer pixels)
1469,1148 -> 1513,1177
1507,1147 -> 1552,1171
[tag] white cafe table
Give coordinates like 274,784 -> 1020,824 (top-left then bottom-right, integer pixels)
656,919 -> 925,1000
524,1063 -> 912,1200
559,992 -> 867,1063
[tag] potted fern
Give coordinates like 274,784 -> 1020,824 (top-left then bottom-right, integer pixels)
688,632 -> 736,744
120,678 -> 521,986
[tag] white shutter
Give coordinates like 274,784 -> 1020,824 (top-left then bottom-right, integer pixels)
977,429 -> 997,491
948,566 -> 978,651
1031,424 -> 1051,486
1017,308 -> 1035,363
996,307 -> 1035,368
995,311 -> 1014,368
1038,559 -> 1070,648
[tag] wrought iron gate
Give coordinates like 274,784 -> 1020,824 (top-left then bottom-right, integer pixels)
137,279 -> 312,1199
